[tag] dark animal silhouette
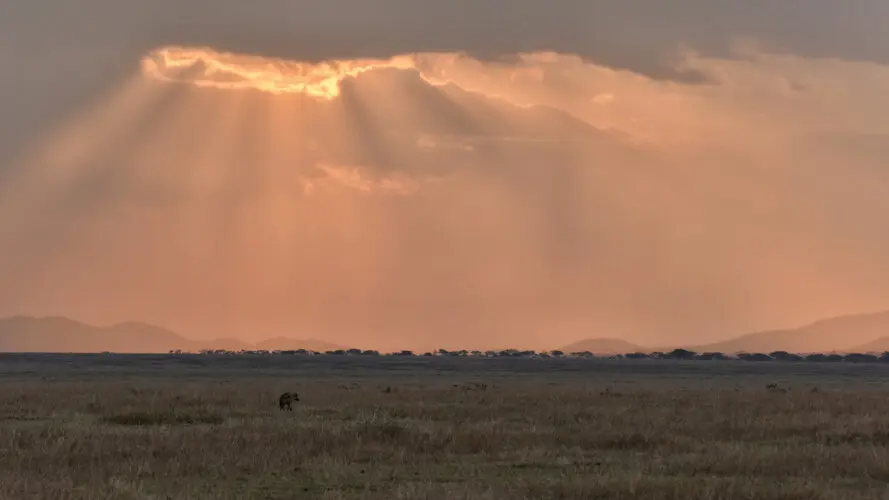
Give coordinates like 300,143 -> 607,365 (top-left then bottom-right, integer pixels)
766,383 -> 789,393
278,392 -> 300,411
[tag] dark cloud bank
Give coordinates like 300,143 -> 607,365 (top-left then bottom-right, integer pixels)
3,0 -> 888,154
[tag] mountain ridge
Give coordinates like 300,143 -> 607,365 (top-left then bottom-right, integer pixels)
3,310 -> 889,354
561,310 -> 889,355
0,316 -> 348,353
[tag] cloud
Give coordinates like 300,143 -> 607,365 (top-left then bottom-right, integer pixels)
6,0 -> 889,77
142,46 -> 423,98
3,1 -> 888,161
302,164 -> 423,196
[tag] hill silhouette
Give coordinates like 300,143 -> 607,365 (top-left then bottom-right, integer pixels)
561,310 -> 889,355
850,337 -> 889,353
4,310 -> 889,355
690,310 -> 889,354
560,338 -> 647,354
0,316 -> 347,353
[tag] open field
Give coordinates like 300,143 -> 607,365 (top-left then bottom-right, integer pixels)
3,354 -> 889,499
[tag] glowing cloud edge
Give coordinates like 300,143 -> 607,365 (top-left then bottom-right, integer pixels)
141,46 -> 438,99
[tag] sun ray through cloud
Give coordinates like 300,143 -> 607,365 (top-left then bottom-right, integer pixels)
0,75 -> 171,244
3,73 -> 160,189
4,36 -> 889,349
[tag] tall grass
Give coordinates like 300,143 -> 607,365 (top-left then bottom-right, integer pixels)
1,360 -> 889,499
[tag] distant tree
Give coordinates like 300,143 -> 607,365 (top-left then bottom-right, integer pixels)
844,353 -> 878,363
649,351 -> 665,359
824,354 -> 844,362
361,349 -> 380,356
395,350 -> 414,357
422,352 -> 433,357
805,353 -> 827,362
739,353 -> 772,362
770,351 -> 803,362
625,352 -> 650,359
880,352 -> 889,363
695,352 -> 730,360
550,350 -> 565,357
664,349 -> 697,360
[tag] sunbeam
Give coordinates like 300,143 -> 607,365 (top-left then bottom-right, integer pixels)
4,73 -> 159,188
3,41 -> 889,351
0,74 -> 166,240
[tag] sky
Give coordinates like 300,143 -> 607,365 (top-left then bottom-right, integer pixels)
1,1 -> 888,351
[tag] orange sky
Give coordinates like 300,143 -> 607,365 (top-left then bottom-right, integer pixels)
2,4 -> 889,351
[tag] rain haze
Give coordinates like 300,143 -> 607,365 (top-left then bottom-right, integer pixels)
2,0 -> 889,352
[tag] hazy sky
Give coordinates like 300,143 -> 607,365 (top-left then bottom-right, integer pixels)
1,1 -> 888,351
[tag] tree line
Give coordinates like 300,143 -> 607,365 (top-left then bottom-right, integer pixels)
170,347 -> 889,363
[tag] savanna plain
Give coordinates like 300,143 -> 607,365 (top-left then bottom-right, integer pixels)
3,354 -> 889,499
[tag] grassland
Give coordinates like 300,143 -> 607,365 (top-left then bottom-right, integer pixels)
2,354 -> 889,499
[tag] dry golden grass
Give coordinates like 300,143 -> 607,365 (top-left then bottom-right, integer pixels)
2,354 -> 889,499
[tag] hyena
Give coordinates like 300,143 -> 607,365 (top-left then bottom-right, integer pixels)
278,392 -> 300,411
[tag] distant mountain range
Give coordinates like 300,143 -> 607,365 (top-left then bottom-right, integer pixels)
2,310 -> 889,354
561,310 -> 889,355
0,316 -> 347,353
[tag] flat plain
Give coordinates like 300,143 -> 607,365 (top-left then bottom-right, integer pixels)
2,354 -> 889,499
